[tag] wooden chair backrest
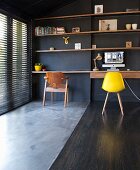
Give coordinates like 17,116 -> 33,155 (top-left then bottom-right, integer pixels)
46,72 -> 65,88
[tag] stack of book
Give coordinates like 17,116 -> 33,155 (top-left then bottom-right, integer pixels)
56,27 -> 65,34
44,27 -> 56,34
35,26 -> 65,35
35,26 -> 44,36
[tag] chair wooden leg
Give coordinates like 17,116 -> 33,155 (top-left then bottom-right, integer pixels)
66,90 -> 69,104
43,92 -> 46,106
64,91 -> 67,107
102,92 -> 109,115
43,81 -> 47,106
43,89 -> 46,106
51,92 -> 54,102
117,93 -> 124,116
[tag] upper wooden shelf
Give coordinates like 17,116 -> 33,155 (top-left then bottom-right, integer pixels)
36,47 -> 140,53
35,29 -> 140,36
35,11 -> 140,20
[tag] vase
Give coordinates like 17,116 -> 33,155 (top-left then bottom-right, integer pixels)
35,65 -> 42,71
126,24 -> 131,30
132,24 -> 137,30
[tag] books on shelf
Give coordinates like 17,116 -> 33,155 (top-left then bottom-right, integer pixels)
35,26 -> 65,35
56,27 -> 65,34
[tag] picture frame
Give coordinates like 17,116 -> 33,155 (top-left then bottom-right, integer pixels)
99,19 -> 117,31
75,43 -> 81,49
94,5 -> 103,14
126,41 -> 132,48
92,44 -> 96,49
72,27 -> 80,33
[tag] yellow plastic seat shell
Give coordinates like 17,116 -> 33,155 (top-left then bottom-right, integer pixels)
102,72 -> 125,93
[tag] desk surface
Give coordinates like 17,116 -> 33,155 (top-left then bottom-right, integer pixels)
32,70 -> 140,78
90,71 -> 140,78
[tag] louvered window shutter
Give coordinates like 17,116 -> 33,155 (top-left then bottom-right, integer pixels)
0,14 -> 31,115
0,13 -> 8,114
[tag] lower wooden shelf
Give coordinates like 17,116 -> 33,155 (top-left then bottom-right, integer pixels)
90,71 -> 140,78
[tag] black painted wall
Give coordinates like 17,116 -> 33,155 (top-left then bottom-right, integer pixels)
33,0 -> 140,102
91,0 -> 140,102
33,0 -> 92,102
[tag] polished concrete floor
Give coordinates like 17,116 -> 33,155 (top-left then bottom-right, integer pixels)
0,101 -> 88,170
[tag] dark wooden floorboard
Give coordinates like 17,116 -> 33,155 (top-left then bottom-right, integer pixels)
49,102 -> 140,170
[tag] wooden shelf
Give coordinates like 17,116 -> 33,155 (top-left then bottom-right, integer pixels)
32,71 -> 91,74
91,47 -> 140,51
36,49 -> 92,52
35,11 -> 140,20
90,71 -> 140,78
35,29 -> 140,37
32,70 -> 140,78
35,47 -> 140,53
34,11 -> 140,80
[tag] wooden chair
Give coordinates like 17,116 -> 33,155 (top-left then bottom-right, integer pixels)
43,72 -> 69,107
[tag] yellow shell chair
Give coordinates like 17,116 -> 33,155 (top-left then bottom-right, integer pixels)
102,72 -> 125,115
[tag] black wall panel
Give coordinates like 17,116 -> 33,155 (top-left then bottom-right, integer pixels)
33,0 -> 140,102
32,73 -> 91,102
33,0 -> 92,102
91,0 -> 140,102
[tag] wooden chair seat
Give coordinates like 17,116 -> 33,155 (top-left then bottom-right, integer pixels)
46,84 -> 66,92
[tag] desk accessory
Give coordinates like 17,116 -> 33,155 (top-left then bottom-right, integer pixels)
93,53 -> 102,71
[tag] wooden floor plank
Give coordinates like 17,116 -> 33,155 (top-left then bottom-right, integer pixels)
50,102 -> 140,170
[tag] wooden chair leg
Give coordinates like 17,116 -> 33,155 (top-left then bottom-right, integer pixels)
51,92 -> 54,102
43,82 -> 47,106
43,87 -> 46,106
64,91 -> 67,107
43,92 -> 46,106
102,92 -> 109,115
66,90 -> 69,104
117,93 -> 124,116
